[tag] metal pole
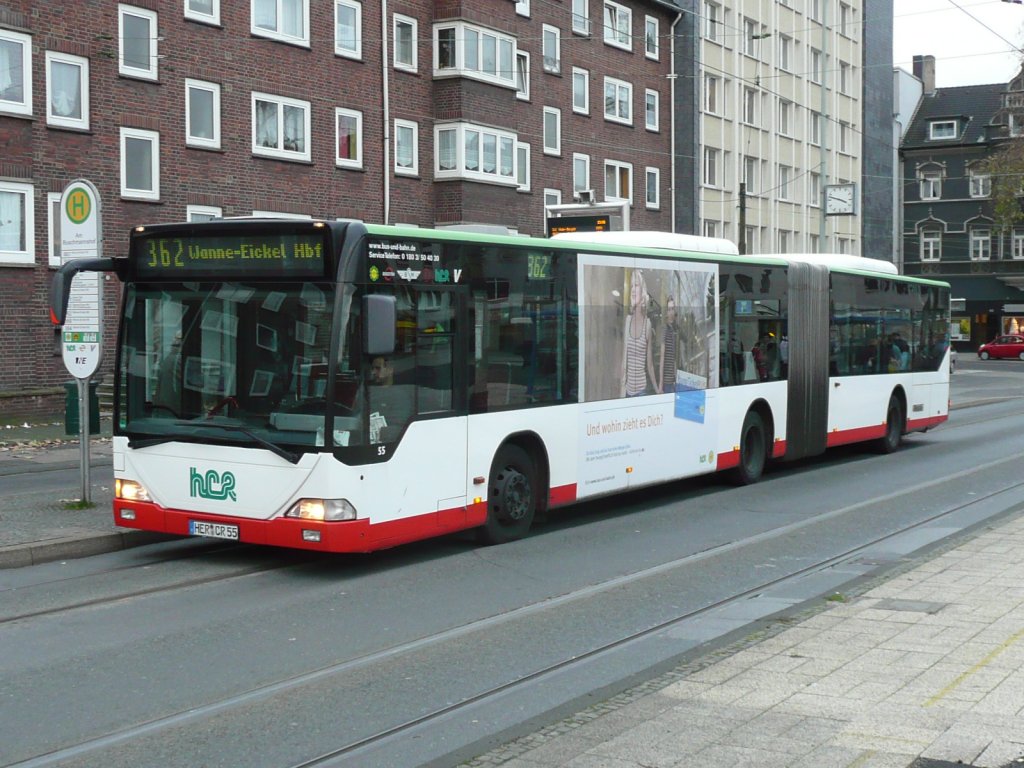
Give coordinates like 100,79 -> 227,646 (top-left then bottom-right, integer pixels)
78,377 -> 91,503
739,182 -> 747,255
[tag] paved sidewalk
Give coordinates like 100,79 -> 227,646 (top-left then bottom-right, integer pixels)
462,512 -> 1024,768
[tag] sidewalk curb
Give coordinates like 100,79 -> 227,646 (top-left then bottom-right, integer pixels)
0,529 -> 172,569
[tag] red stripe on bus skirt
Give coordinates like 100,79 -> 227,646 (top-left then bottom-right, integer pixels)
716,440 -> 787,471
113,482 -> 579,554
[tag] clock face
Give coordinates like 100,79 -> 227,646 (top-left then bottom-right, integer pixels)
825,185 -> 855,215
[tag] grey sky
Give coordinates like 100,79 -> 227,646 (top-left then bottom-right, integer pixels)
894,0 -> 1023,87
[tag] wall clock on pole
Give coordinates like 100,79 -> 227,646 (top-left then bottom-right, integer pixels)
824,183 -> 856,215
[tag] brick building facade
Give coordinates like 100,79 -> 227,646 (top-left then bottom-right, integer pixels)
0,0 -> 679,420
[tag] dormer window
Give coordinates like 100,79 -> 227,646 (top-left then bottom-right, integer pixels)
929,120 -> 957,140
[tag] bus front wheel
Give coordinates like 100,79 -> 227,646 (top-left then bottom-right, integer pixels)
480,445 -> 537,545
731,411 -> 767,486
875,396 -> 904,454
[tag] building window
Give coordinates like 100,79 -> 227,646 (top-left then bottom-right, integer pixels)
809,48 -> 821,83
516,142 -> 531,191
0,30 -> 31,116
704,1 -> 719,42
704,74 -> 719,115
187,205 -> 222,222
746,226 -> 758,252
544,189 -> 562,210
435,122 -> 517,184
809,0 -> 821,21
516,0 -> 530,17
394,14 -> 417,72
516,51 -> 530,100
572,67 -> 589,113
0,181 -> 34,265
120,127 -> 160,200
743,155 -> 758,191
252,92 -> 311,161
542,24 -> 560,73
645,16 -> 658,59
543,106 -> 561,155
808,233 -> 819,253
809,111 -> 821,145
929,120 -> 957,140
778,99 -> 792,136
743,87 -> 757,125
186,79 -> 220,149
434,22 -> 517,89
253,0 -> 309,46
120,4 -> 159,80
394,119 -> 418,175
919,170 -> 942,200
778,165 -> 792,200
604,77 -> 632,124
645,89 -> 659,131
839,62 -> 850,95
47,192 -> 62,268
603,0 -> 632,50
46,52 -> 89,130
573,0 -> 590,35
1013,230 -> 1024,259
838,2 -> 853,36
778,230 -> 791,253
970,228 -> 991,261
335,108 -> 362,168
920,229 -> 941,261
778,35 -> 792,71
335,0 -> 361,59
809,171 -> 820,207
703,220 -> 718,238
969,168 -> 991,198
742,19 -> 758,56
838,121 -> 851,154
573,153 -> 590,194
645,167 -> 659,209
605,159 -> 632,202
186,0 -> 220,25
703,147 -> 719,187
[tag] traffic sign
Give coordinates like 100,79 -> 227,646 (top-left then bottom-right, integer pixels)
59,179 -> 103,379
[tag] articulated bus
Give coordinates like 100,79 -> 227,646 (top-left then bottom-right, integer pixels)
51,220 -> 951,553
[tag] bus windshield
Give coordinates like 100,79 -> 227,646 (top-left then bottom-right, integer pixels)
117,280 -> 349,452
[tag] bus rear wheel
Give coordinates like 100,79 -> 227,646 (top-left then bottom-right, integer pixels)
480,445 -> 537,545
731,411 -> 767,486
875,395 -> 904,454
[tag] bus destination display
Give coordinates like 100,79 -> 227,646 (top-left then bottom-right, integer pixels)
134,233 -> 328,278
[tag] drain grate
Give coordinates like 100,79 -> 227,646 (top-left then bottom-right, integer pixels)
873,598 -> 948,614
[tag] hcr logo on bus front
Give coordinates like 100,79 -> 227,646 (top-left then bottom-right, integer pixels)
190,467 -> 237,502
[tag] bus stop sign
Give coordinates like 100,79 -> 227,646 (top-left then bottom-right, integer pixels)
59,179 -> 104,379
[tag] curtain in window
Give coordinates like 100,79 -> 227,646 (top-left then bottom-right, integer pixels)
0,190 -> 24,251
338,114 -> 357,160
604,82 -> 615,116
396,23 -> 412,64
438,130 -> 456,171
282,105 -> 304,152
256,101 -> 278,148
123,14 -> 150,71
336,3 -> 356,50
125,137 -> 153,191
500,137 -> 513,177
284,0 -> 304,37
50,60 -> 81,118
438,29 -> 455,69
254,0 -> 276,30
464,130 -> 479,171
618,89 -> 628,119
0,40 -> 20,99
482,134 -> 496,174
396,126 -> 414,168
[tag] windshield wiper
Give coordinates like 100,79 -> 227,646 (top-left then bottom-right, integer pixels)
128,434 -> 200,450
174,420 -> 301,465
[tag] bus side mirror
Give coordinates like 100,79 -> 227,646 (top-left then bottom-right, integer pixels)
49,258 -> 123,325
363,294 -> 396,356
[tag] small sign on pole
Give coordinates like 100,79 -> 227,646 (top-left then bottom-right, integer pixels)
59,179 -> 103,503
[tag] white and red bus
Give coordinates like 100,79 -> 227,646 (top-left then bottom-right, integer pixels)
51,220 -> 951,552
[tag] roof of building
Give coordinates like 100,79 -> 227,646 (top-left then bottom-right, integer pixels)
901,82 -> 1006,150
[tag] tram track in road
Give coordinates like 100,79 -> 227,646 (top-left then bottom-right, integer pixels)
11,462 -> 1024,768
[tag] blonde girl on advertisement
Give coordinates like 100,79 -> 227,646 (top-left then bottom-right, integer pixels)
621,269 -> 658,397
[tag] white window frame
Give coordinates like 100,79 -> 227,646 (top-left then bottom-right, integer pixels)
516,141 -> 531,191
572,67 -> 589,114
703,220 -> 719,239
778,230 -> 791,254
970,228 -> 991,261
516,51 -> 530,101
645,167 -> 660,209
603,77 -> 632,125
0,29 -> 32,116
838,121 -> 851,154
47,192 -> 62,267
543,106 -> 561,155
544,189 -> 562,215
703,1 -> 719,43
742,19 -> 758,56
743,87 -> 757,125
433,22 -> 517,90
644,16 -> 659,59
542,24 -> 560,73
185,0 -> 220,25
46,51 -> 89,130
778,35 -> 791,71
187,204 -> 223,222
515,0 -> 530,18
743,155 -> 758,192
573,152 -> 591,193
394,118 -> 418,176
1013,230 -> 1024,260
704,74 -> 719,115
252,0 -> 310,47
0,181 -> 34,265
969,169 -> 991,198
119,4 -> 159,81
603,0 -> 632,50
252,92 -> 311,162
120,127 -> 160,201
393,14 -> 417,72
920,170 -> 942,200
645,88 -> 659,132
778,99 -> 792,137
809,111 -> 821,146
434,122 -> 517,185
604,159 -> 633,202
185,78 -> 221,149
809,48 -> 821,83
335,0 -> 362,59
335,107 -> 363,169
808,171 -> 820,208
920,230 -> 941,262
572,0 -> 590,35
929,120 -> 957,140
778,165 -> 792,201
839,62 -> 850,95
703,147 -> 719,188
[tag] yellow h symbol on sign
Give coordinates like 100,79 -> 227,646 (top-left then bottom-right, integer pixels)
66,188 -> 91,225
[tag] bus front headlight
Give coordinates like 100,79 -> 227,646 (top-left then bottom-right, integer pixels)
284,498 -> 357,522
115,478 -> 152,502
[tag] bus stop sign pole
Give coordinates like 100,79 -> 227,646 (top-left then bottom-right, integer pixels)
59,179 -> 104,504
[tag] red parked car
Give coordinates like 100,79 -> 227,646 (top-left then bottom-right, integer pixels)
978,334 -> 1024,360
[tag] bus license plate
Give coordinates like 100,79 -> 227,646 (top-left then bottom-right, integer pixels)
189,520 -> 239,540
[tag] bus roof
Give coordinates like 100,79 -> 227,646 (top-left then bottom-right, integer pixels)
754,252 -> 899,275
551,230 -> 740,256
